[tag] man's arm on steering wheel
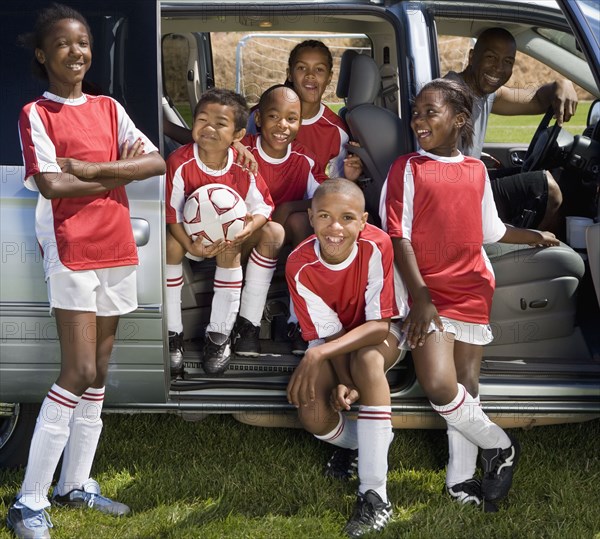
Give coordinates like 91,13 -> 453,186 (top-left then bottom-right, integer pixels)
491,80 -> 578,125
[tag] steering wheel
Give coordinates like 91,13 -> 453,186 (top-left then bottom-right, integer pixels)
522,108 -> 563,172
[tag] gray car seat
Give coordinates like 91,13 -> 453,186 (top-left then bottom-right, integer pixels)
343,54 -> 406,225
336,49 -> 359,123
484,242 -> 585,346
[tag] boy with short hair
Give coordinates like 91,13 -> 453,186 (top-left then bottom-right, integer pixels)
165,88 -> 284,376
286,179 -> 401,538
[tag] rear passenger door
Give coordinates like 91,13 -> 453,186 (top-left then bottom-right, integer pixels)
0,0 -> 167,404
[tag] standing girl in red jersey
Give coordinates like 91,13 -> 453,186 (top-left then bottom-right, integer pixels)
286,40 -> 353,178
8,4 -> 165,538
381,79 -> 558,509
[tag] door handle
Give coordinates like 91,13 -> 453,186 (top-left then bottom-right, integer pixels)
131,218 -> 150,246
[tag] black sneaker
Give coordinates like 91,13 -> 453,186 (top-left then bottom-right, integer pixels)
51,478 -> 130,516
343,490 -> 392,538
202,332 -> 232,376
324,447 -> 358,480
445,477 -> 482,505
232,316 -> 260,357
287,322 -> 307,356
480,434 -> 521,501
169,331 -> 184,377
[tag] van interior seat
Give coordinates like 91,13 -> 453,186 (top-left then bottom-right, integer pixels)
336,50 -> 359,101
484,241 -> 586,345
343,53 -> 404,225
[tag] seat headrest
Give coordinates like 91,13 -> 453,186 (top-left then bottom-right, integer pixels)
346,54 -> 381,109
336,49 -> 359,99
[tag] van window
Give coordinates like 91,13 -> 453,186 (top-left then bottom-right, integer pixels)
0,0 -> 160,166
162,30 -> 372,126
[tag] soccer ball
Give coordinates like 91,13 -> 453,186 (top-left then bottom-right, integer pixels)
183,184 -> 247,245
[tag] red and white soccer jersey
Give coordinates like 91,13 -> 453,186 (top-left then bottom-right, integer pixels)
381,149 -> 506,324
166,144 -> 274,224
286,223 -> 398,341
294,104 -> 349,178
242,134 -> 327,206
18,91 -> 158,278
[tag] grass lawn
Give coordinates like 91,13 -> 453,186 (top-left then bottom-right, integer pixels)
486,101 -> 591,143
1,414 -> 599,539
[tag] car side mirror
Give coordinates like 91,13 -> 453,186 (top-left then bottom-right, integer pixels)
587,99 -> 600,127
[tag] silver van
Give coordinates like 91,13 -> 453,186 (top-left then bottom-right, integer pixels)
1,0 -> 599,467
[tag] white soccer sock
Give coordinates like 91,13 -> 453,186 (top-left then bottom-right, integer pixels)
208,266 -> 243,336
166,264 -> 184,334
357,405 -> 393,502
431,384 -> 511,451
56,387 -> 105,496
19,384 -> 80,510
239,249 -> 277,327
446,427 -> 478,487
314,412 -> 358,449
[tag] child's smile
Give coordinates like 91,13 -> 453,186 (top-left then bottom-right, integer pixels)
192,102 -> 244,166
256,87 -> 301,159
309,192 -> 367,265
35,19 -> 91,98
411,89 -> 462,157
288,48 -> 332,113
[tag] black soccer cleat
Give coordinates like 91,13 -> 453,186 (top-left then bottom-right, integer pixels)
480,434 -> 521,502
202,332 -> 232,376
287,322 -> 307,356
169,331 -> 185,377
232,316 -> 261,357
445,477 -> 482,506
324,447 -> 358,481
343,490 -> 392,538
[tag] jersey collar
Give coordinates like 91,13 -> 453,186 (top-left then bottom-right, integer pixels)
256,135 -> 292,164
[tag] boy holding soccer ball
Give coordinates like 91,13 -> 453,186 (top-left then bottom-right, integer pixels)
165,88 -> 284,376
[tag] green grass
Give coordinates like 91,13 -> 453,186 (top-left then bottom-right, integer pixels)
1,415 -> 599,538
486,101 -> 591,143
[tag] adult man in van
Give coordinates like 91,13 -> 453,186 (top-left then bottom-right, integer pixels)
445,27 -> 578,232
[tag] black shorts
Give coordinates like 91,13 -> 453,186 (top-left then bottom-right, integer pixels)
489,170 -> 548,227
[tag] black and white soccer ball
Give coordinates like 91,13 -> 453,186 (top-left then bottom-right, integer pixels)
183,183 -> 247,245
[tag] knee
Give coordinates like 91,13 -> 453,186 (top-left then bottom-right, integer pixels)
166,233 -> 184,264
259,222 -> 285,252
545,172 -> 563,210
61,362 -> 97,394
350,350 -> 384,386
422,378 -> 457,407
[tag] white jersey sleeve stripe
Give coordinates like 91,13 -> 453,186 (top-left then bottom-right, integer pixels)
113,98 -> 159,153
22,103 -> 60,191
295,270 -> 343,339
401,158 -> 416,241
482,169 -> 507,244
244,172 -> 272,219
171,164 -> 187,223
362,239 -> 387,321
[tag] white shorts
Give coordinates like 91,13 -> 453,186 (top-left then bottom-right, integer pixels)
307,320 -> 404,350
47,266 -> 138,316
398,316 -> 493,349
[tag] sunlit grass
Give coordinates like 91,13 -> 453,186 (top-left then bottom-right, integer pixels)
486,101 -> 591,143
1,415 -> 598,538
